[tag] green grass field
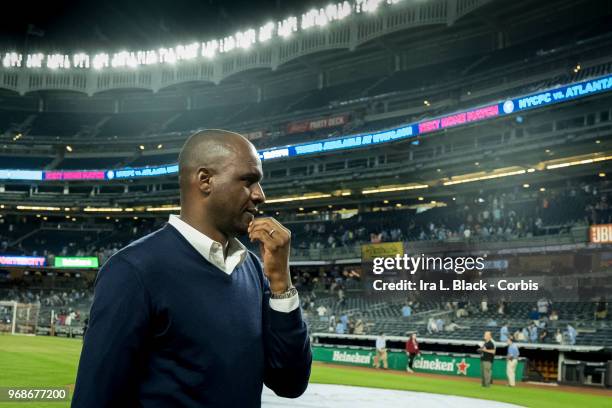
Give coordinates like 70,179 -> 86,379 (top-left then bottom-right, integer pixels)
0,335 -> 610,408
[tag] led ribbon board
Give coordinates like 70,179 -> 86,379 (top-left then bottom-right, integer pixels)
1,74 -> 611,181
0,255 -> 46,267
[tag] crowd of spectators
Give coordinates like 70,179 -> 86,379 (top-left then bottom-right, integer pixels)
0,179 -> 609,262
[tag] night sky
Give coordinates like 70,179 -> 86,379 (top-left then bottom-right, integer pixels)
2,0 -> 329,52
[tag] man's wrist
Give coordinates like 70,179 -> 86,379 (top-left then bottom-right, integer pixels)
269,274 -> 292,294
270,286 -> 298,299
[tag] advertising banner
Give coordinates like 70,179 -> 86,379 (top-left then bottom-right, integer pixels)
0,256 -> 46,267
287,114 -> 349,134
54,257 -> 99,268
590,224 -> 612,244
313,346 -> 525,380
361,242 -> 404,261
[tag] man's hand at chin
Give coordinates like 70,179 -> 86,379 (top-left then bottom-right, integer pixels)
247,217 -> 292,293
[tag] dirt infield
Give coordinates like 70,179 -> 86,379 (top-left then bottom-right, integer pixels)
314,362 -> 612,397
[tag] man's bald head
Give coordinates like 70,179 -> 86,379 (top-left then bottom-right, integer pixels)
178,129 -> 255,189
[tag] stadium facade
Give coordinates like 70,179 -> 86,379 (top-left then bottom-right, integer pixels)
0,0 -> 611,392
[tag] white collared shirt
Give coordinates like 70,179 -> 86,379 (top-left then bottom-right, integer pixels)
168,214 -> 298,313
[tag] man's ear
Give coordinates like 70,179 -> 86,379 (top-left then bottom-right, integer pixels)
196,167 -> 213,196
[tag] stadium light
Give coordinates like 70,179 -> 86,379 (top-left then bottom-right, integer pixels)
73,53 -> 90,68
66,145 -> 73,152
201,40 -> 219,59
259,22 -> 275,42
3,0 -> 409,70
83,207 -> 123,212
26,53 -> 43,68
139,145 -> 145,150
545,155 -> 612,169
357,0 -> 385,13
2,52 -> 22,68
265,193 -> 332,203
362,184 -> 428,194
443,169 -> 527,186
278,16 -> 299,38
145,206 -> 181,211
16,206 -> 61,211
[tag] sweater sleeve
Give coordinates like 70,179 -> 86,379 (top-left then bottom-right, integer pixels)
251,254 -> 312,398
71,255 -> 150,408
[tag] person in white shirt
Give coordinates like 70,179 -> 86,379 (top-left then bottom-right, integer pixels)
373,332 -> 388,369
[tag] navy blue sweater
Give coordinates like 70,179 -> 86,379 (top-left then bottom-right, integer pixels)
72,224 -> 311,408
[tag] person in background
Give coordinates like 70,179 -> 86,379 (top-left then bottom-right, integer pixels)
500,323 -> 509,342
373,332 -> 388,369
549,310 -> 559,321
478,331 -> 496,387
401,303 -> 412,318
354,319 -> 365,335
565,324 -> 577,345
427,317 -> 438,334
537,297 -> 550,318
405,333 -> 420,373
328,315 -> 336,332
528,323 -> 538,343
340,313 -> 349,329
335,320 -> 345,334
595,298 -> 608,320
539,328 -> 549,343
481,297 -> 488,313
555,329 -> 563,344
506,336 -> 519,387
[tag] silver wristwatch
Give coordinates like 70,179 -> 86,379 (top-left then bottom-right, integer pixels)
270,286 -> 298,299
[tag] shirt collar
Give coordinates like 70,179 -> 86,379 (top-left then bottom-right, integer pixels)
168,214 -> 247,275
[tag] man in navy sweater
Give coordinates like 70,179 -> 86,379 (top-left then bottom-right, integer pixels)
72,130 -> 312,407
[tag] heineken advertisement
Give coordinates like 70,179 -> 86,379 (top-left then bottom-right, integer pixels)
54,256 -> 99,268
313,346 -> 525,380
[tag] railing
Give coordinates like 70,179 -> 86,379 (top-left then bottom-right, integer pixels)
290,228 -> 590,262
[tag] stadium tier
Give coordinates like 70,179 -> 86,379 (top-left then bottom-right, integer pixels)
1,0 -> 612,403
